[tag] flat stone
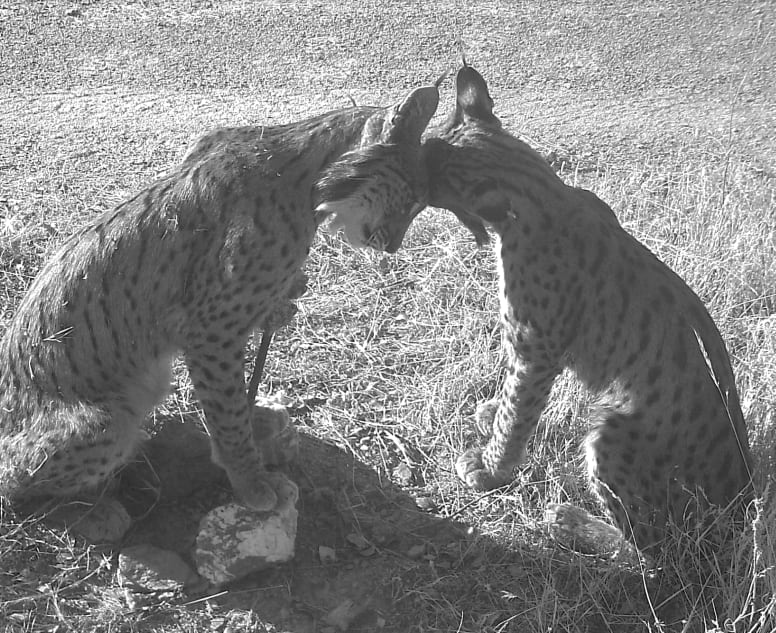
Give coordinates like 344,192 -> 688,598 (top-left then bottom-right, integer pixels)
118,544 -> 201,592
194,473 -> 298,585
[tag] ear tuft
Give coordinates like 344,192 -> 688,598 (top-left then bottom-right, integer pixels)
433,68 -> 451,89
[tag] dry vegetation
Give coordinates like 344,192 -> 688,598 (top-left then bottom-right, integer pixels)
1,1 -> 775,631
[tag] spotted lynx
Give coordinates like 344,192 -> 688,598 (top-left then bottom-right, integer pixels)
422,65 -> 753,555
0,83 -> 439,512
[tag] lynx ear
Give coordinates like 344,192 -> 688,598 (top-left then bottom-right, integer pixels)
384,85 -> 439,144
455,65 -> 499,126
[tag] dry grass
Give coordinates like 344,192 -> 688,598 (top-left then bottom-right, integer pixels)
2,1 -> 775,631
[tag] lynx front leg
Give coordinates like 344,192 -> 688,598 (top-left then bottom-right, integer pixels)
185,340 -> 277,511
457,358 -> 559,490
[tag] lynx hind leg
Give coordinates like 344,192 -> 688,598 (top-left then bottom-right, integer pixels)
1,402 -> 146,501
583,411 -> 667,556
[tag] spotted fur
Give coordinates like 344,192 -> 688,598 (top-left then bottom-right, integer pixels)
423,65 -> 753,555
0,84 -> 438,511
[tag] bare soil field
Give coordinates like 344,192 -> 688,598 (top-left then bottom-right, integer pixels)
1,1 -> 775,632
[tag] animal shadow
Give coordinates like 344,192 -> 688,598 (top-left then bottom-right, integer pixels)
117,416 -> 473,632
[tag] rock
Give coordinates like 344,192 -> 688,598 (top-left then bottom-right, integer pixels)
118,544 -> 201,592
318,545 -> 337,564
345,532 -> 376,557
47,497 -> 131,544
415,496 -> 438,512
194,473 -> 299,585
392,462 -> 413,486
323,599 -> 358,631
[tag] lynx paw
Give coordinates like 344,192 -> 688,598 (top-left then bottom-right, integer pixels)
455,448 -> 511,491
228,471 -> 279,512
545,503 -> 629,556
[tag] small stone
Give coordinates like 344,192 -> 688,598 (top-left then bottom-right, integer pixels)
392,462 -> 413,486
323,599 -> 358,631
194,473 -> 298,585
345,532 -> 376,557
118,544 -> 201,592
357,545 -> 376,557
318,545 -> 337,563
406,544 -> 426,559
415,496 -> 438,512
345,532 -> 369,549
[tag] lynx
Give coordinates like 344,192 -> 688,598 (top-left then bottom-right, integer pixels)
422,65 -> 753,555
0,83 -> 439,513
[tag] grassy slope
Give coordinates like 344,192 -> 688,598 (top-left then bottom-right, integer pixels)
1,1 -> 775,632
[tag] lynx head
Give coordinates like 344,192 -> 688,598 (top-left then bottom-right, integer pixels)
314,84 -> 439,253
422,64 -> 505,247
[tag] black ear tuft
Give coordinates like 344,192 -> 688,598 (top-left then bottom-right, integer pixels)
455,65 -> 499,126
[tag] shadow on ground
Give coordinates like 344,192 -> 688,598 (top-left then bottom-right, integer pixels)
118,419 -> 474,632
112,412 -> 726,633
5,413 -> 728,632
